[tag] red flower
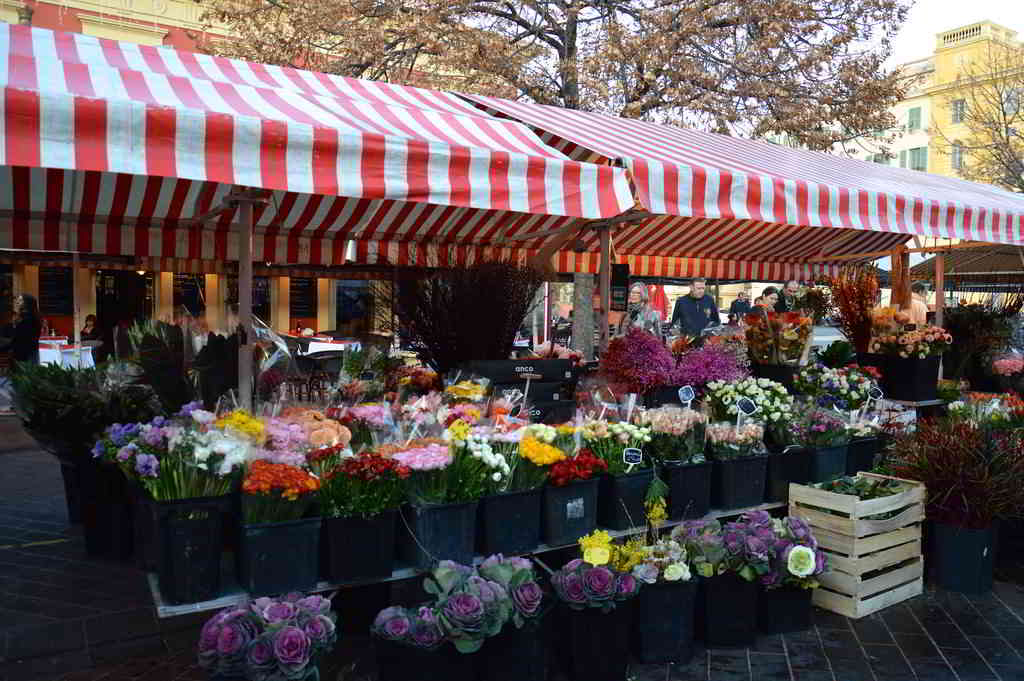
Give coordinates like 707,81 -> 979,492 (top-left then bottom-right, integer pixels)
548,449 -> 608,487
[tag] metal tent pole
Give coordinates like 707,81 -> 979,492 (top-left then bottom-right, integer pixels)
599,226 -> 611,354
237,198 -> 254,411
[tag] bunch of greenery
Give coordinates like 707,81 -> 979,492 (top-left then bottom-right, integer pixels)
943,294 -> 1024,381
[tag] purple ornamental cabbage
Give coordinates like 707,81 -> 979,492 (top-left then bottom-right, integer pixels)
510,581 -> 543,619
581,566 -> 617,602
372,606 -> 411,642
273,625 -> 312,671
615,574 -> 639,600
552,569 -> 587,607
244,634 -> 277,680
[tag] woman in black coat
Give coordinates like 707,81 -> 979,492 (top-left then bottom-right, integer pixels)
7,294 -> 42,365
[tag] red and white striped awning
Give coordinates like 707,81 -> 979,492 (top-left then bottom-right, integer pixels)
0,24 -> 634,265
462,95 -> 1024,277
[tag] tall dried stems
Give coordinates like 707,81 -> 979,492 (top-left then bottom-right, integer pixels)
827,266 -> 879,353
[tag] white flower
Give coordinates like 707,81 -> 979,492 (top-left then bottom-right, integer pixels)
663,563 -> 690,581
491,472 -> 503,482
191,410 -> 216,425
787,546 -> 816,577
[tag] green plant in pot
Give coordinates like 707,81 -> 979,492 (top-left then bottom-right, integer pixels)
894,420 -> 1024,593
787,406 -> 850,483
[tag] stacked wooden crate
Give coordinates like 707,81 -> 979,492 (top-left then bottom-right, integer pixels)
789,472 -> 925,619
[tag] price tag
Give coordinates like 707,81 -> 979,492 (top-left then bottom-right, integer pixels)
678,385 -> 695,408
736,397 -> 758,416
623,448 -> 644,465
868,386 -> 884,401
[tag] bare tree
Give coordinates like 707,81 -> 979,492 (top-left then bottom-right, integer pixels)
933,42 -> 1024,193
201,0 -> 911,149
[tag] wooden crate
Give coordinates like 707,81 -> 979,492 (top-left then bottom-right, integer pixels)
788,472 -> 925,619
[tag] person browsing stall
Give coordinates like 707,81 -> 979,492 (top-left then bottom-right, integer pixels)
670,278 -> 720,336
775,280 -> 802,313
617,282 -> 664,340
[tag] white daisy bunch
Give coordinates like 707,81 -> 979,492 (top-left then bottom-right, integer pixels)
706,377 -> 793,424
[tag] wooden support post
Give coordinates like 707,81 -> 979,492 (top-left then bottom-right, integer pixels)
934,255 -> 945,328
599,226 -> 611,354
238,199 -> 254,411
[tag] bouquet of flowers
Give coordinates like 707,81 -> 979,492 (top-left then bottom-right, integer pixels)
993,355 -> 1024,377
336,403 -> 394,451
509,425 -> 566,491
424,560 -> 511,653
320,453 -> 409,519
631,537 -> 692,584
397,366 -> 442,396
794,364 -> 877,411
787,408 -> 850,449
706,423 -> 764,460
745,311 -> 813,366
443,373 -> 490,404
636,407 -> 706,465
372,605 -> 445,651
551,558 -> 640,612
241,461 -> 321,524
476,554 -> 546,628
869,310 -> 952,358
548,449 -> 608,487
198,593 -> 337,681
761,516 -> 827,590
673,343 -> 748,395
392,432 -> 496,505
601,328 -> 679,394
582,419 -> 652,475
92,403 -> 249,501
671,513 -> 773,582
277,408 -> 352,450
444,419 -> 511,495
531,342 -> 583,365
706,377 -> 793,441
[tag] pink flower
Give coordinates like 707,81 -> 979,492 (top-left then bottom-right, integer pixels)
393,444 -> 452,471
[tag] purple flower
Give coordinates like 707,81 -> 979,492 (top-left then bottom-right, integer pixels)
410,613 -> 444,649
134,453 -> 159,478
216,619 -> 250,656
511,581 -> 543,618
296,595 -> 330,614
616,574 -> 638,599
467,576 -> 506,604
141,427 -> 165,447
245,634 -> 276,676
91,441 -> 104,459
302,614 -> 335,644
116,443 -> 137,463
264,601 -> 298,624
373,606 -> 410,641
582,566 -> 616,601
632,563 -> 660,584
441,592 -> 485,633
272,626 -> 311,669
563,558 -> 584,571
553,571 -> 586,605
178,401 -> 202,417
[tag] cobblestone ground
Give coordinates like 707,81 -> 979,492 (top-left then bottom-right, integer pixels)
1,417 -> 1022,681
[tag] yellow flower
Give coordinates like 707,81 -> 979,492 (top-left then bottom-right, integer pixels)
520,437 -> 566,466
447,419 -> 471,443
611,538 -> 645,573
645,497 -> 668,525
556,424 -> 577,435
579,530 -> 613,561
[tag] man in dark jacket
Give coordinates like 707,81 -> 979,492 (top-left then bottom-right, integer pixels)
670,278 -> 720,336
775,280 -> 802,313
728,290 -> 752,322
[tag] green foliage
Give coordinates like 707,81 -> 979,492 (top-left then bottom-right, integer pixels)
817,341 -> 857,369
126,320 -> 195,412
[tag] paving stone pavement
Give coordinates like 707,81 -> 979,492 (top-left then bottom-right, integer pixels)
1,417 -> 1022,681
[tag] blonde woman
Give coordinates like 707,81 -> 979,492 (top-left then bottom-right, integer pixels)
617,283 -> 664,340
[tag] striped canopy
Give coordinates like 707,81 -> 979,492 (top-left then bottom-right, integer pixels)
4,25 -> 1024,280
0,24 -> 632,266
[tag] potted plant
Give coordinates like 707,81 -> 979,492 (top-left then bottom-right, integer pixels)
744,310 -> 814,389
199,593 -> 337,681
392,418 -> 501,569
637,406 -> 710,519
372,605 -> 470,681
787,407 -> 851,483
706,422 -> 768,510
476,424 -> 551,555
846,419 -> 885,475
551,547 -> 641,681
630,536 -> 697,663
661,342 -> 748,407
239,459 -> 322,597
868,311 -> 952,402
584,419 -> 654,530
672,515 -> 772,647
320,452 -> 409,583
992,354 -> 1024,394
757,515 -> 827,634
476,555 -> 549,681
894,421 -> 1024,593
93,404 -> 246,604
543,448 -> 607,545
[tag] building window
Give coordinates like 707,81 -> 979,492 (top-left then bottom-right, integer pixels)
908,107 -> 922,131
952,143 -> 965,170
952,99 -> 966,124
909,147 -> 928,171
899,150 -> 907,168
869,153 -> 887,164
1003,88 -> 1021,117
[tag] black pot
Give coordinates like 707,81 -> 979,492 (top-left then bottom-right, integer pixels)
765,448 -> 812,503
239,517 -> 322,597
58,462 -> 82,524
847,437 -> 882,475
751,363 -> 797,393
325,510 -> 397,583
711,455 -> 769,510
154,494 -> 233,605
664,461 -> 712,520
881,355 -> 941,402
78,460 -> 134,560
757,585 -> 813,634
131,484 -> 157,571
477,489 -> 542,555
697,573 -> 758,647
542,479 -> 598,546
598,469 -> 654,530
931,522 -> 998,594
644,385 -> 685,407
375,640 -> 477,681
480,621 -> 547,681
809,445 -> 848,483
632,579 -> 698,663
565,603 -> 634,681
399,501 -> 477,570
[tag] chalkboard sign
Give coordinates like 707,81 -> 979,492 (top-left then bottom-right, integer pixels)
289,277 -> 316,318
173,273 -> 205,316
39,267 -> 73,315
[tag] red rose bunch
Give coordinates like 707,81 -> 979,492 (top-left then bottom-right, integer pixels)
548,449 -> 608,487
321,453 -> 411,518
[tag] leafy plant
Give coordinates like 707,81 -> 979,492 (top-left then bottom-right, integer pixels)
818,475 -> 905,500
817,341 -> 857,369
943,295 -> 1024,381
827,266 -> 879,353
394,261 -> 545,375
126,320 -> 195,413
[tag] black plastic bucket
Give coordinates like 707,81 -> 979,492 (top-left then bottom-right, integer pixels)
711,455 -> 768,510
598,469 -> 654,530
399,501 -> 477,569
632,579 -> 697,663
239,516 -> 322,596
664,461 -> 712,520
325,510 -> 397,583
154,494 -> 232,605
931,522 -> 997,594
542,479 -> 599,547
477,489 -> 542,555
757,585 -> 813,634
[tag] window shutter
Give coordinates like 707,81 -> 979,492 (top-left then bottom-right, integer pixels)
900,151 -> 907,168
